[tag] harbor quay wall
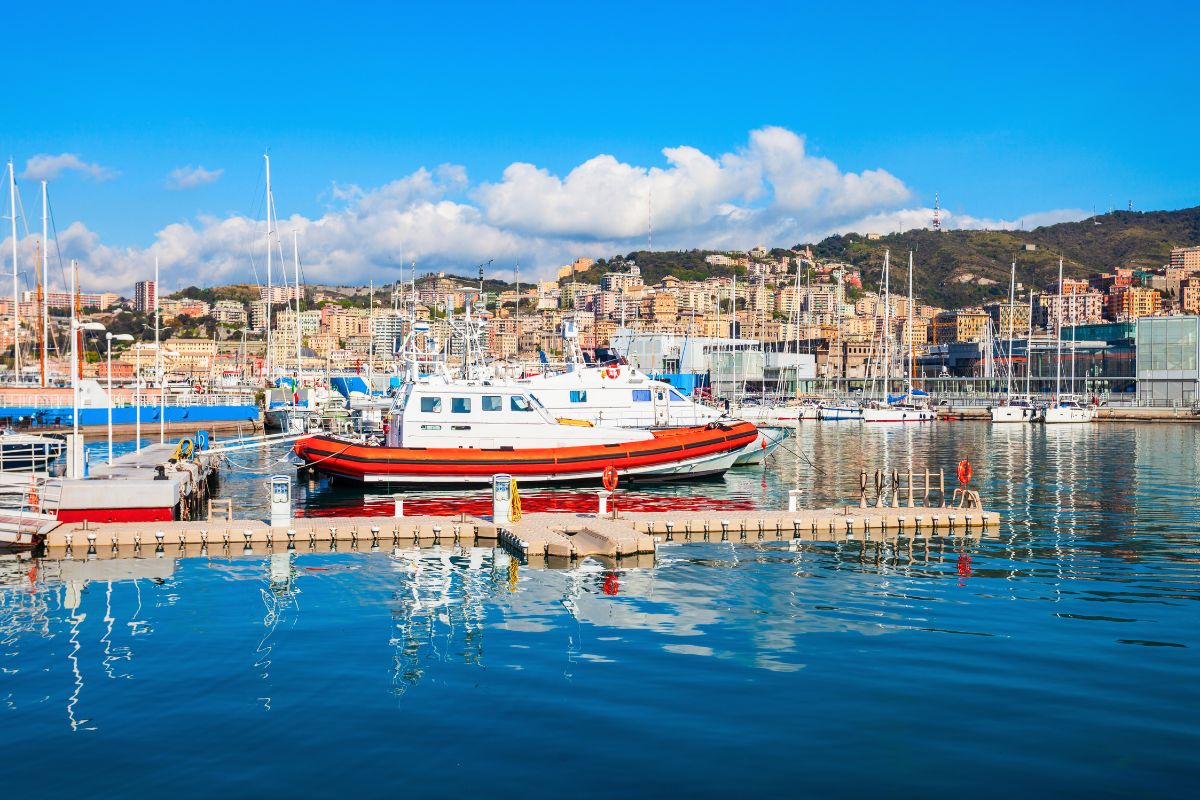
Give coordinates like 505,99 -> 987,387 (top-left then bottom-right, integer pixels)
0,404 -> 260,428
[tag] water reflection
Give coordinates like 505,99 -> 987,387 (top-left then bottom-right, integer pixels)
1,422 -> 1197,794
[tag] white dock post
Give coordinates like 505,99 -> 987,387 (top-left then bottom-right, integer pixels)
492,474 -> 514,527
597,490 -> 611,515
788,490 -> 801,512
393,493 -> 404,518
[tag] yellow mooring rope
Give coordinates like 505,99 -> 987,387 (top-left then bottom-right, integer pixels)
510,477 -> 523,522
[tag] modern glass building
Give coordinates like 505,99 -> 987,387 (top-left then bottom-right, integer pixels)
1136,316 -> 1200,404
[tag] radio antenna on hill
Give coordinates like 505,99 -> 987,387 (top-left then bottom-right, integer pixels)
931,192 -> 941,232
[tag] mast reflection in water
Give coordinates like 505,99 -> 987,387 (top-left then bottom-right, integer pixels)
1,422 -> 1198,798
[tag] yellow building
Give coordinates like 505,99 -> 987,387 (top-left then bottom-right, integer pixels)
930,311 -> 990,344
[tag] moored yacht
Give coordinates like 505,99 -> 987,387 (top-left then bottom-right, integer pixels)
818,400 -> 863,421
990,394 -> 1038,422
1037,394 -> 1095,424
499,345 -> 788,465
0,431 -> 64,472
294,380 -> 758,486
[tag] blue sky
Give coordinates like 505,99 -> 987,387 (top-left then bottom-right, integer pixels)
2,1 -> 1197,292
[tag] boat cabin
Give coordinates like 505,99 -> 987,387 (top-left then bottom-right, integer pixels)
388,381 -> 647,449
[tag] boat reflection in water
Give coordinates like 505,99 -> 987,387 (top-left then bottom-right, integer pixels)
1,524 -> 991,726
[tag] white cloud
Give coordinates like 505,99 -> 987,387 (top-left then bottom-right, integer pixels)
21,153 -> 118,182
0,127 -> 1088,294
166,165 -> 224,190
833,206 -> 1090,237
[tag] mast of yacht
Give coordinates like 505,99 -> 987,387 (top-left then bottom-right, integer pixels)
263,153 -> 273,384
1026,287 -> 1034,395
1054,257 -> 1063,400
1006,260 -> 1016,398
1069,283 -> 1078,396
292,230 -> 302,387
155,256 -> 163,443
8,160 -> 19,382
881,249 -> 891,402
40,181 -> 48,386
368,280 -> 375,378
907,250 -> 916,394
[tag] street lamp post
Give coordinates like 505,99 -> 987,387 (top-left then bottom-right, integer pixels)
71,319 -> 106,479
133,342 -> 158,454
106,332 -> 134,465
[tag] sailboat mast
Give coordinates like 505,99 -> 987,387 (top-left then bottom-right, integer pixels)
1026,287 -> 1034,394
881,249 -> 890,399
264,153 -> 273,383
292,230 -> 302,384
1054,257 -> 1063,398
908,250 -> 915,390
9,160 -> 19,381
1007,260 -> 1016,396
40,181 -> 48,387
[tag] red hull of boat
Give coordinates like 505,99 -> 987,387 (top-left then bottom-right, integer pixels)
293,422 -> 758,485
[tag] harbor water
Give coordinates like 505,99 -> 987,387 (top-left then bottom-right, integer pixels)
3,423 -> 1198,796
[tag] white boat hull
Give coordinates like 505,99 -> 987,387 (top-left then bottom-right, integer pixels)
733,427 -> 788,466
861,406 -> 936,423
990,405 -> 1035,423
818,404 -> 862,421
1040,406 -> 1094,424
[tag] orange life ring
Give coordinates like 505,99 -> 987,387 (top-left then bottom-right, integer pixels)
957,460 -> 972,485
602,465 -> 619,492
604,365 -> 619,380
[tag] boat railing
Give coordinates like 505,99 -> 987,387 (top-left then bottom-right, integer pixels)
0,392 -> 258,409
0,472 -> 60,517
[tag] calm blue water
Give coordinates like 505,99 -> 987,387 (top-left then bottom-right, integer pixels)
3,423 -> 1198,797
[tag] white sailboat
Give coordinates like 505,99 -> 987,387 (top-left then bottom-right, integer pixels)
1038,257 -> 1094,424
862,250 -> 934,423
991,260 -> 1036,422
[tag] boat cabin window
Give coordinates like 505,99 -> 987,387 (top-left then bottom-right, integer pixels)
632,389 -> 651,403
482,395 -> 502,411
420,396 -> 442,413
510,396 -> 533,412
569,390 -> 588,403
452,397 -> 472,413
669,389 -> 689,403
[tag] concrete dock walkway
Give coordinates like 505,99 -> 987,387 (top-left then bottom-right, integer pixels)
42,504 -> 1000,565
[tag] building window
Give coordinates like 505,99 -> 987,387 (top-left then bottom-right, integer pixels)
482,395 -> 502,411
510,396 -> 533,412
569,390 -> 587,403
632,389 -> 651,402
420,396 -> 442,413
452,397 -> 471,413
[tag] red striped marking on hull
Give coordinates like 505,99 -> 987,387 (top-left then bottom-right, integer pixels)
294,422 -> 758,482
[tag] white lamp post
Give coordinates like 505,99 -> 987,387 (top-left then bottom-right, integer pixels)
133,342 -> 158,454
106,332 -> 134,465
71,319 -> 106,478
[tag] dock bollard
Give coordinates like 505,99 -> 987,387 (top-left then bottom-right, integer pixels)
720,520 -> 730,541
598,490 -> 611,515
393,494 -> 404,518
788,490 -> 801,512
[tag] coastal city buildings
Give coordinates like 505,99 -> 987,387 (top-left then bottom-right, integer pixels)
5,243 -> 1200,401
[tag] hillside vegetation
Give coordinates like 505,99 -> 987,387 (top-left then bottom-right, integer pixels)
813,206 -> 1200,307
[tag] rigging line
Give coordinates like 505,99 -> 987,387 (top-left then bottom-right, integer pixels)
46,195 -> 70,292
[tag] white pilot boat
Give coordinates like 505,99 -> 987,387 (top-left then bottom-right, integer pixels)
294,380 -> 758,486
501,361 -> 788,465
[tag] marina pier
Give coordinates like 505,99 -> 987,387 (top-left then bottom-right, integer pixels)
40,500 -> 999,565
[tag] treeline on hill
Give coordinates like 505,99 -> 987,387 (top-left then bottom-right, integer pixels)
806,206 -> 1200,307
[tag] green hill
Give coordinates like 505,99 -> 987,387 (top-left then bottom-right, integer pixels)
812,206 -> 1200,307
571,206 -> 1200,308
